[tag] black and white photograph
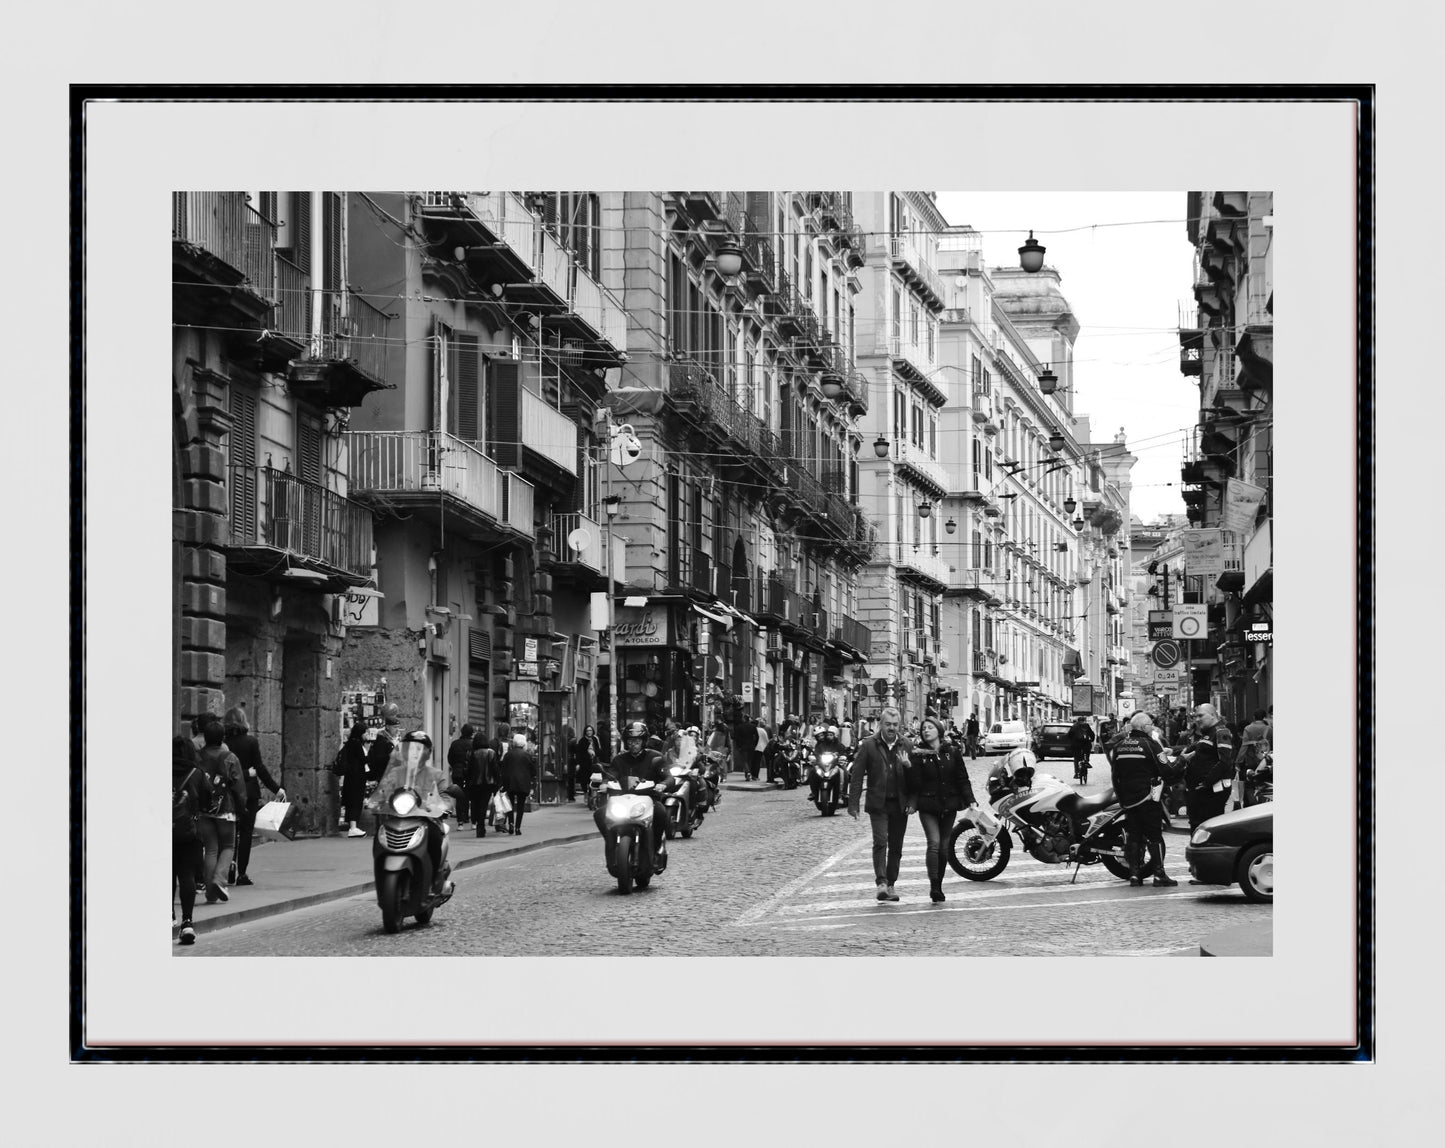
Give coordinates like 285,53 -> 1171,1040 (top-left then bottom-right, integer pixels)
164,186 -> 1276,961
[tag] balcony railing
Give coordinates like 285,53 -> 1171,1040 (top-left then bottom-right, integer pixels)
570,267 -> 628,352
890,334 -> 940,390
550,511 -> 604,574
834,614 -> 873,658
227,463 -> 373,577
173,192 -> 252,280
314,288 -> 391,384
521,390 -> 579,476
273,253 -> 311,343
890,542 -> 951,587
456,191 -> 540,278
501,471 -> 535,538
536,224 -> 572,300
892,438 -> 950,497
669,541 -> 716,597
346,430 -> 502,523
889,232 -> 947,307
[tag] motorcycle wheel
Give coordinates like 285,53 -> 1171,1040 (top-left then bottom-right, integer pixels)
681,813 -> 694,839
948,820 -> 1011,880
635,872 -> 652,890
820,798 -> 836,816
615,839 -> 633,895
414,906 -> 434,926
379,870 -> 407,934
1101,853 -> 1134,881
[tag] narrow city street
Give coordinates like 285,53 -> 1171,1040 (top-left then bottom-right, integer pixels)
184,760 -> 1267,959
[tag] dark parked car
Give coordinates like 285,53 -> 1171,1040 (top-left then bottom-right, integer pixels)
1030,723 -> 1075,760
1184,803 -> 1273,903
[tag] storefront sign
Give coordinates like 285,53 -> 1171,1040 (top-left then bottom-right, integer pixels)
508,679 -> 540,705
613,605 -> 669,647
523,637 -> 539,662
1220,479 -> 1267,533
1245,620 -> 1273,644
517,660 -> 539,679
1181,529 -> 1224,577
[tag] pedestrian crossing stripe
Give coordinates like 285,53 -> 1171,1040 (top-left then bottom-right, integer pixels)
730,836 -> 1191,928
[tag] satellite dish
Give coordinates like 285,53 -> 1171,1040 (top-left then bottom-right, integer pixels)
567,527 -> 592,553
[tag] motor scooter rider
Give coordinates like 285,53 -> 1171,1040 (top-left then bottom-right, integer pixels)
596,720 -> 672,861
810,723 -> 846,794
366,729 -> 454,895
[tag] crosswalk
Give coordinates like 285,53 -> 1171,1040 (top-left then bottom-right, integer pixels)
731,833 -> 1198,930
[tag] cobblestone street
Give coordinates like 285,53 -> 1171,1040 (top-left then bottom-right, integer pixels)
184,765 -> 1269,958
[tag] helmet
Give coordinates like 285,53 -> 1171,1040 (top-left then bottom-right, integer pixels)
624,721 -> 648,741
1002,747 -> 1037,774
401,729 -> 431,748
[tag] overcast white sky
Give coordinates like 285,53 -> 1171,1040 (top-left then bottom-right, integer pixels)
934,192 -> 1199,522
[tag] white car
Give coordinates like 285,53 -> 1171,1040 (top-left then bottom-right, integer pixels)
981,720 -> 1029,755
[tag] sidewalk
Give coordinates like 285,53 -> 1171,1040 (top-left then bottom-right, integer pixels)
175,800 -> 599,938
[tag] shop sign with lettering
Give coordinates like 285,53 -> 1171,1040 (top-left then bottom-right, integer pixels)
612,605 -> 669,647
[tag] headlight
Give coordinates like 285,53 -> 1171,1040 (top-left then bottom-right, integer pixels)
390,790 -> 418,815
819,753 -> 836,765
1190,827 -> 1211,846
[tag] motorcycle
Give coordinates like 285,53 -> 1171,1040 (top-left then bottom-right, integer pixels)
771,740 -> 805,789
695,750 -> 725,811
370,783 -> 454,934
947,763 -> 1136,883
1243,752 -> 1273,807
660,761 -> 706,839
600,776 -> 667,894
809,746 -> 847,816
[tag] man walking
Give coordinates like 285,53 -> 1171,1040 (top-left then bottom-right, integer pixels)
1179,703 -> 1236,831
446,723 -> 475,826
847,706 -> 916,902
964,712 -> 981,759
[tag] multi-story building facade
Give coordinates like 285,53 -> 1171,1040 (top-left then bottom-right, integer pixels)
607,192 -> 874,736
342,191 -> 626,798
172,191 -> 387,832
1178,191 -> 1273,721
929,227 -> 1125,730
852,192 -> 951,725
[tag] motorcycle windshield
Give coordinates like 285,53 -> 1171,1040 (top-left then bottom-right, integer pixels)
372,759 -> 450,816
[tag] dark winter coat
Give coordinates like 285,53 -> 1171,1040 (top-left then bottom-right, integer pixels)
226,729 -> 281,811
1183,724 -> 1236,787
910,743 -> 975,815
1107,731 -> 1167,808
366,726 -> 400,782
847,734 -> 917,816
468,734 -> 498,790
499,746 -> 535,795
337,734 -> 369,809
1068,721 -> 1095,750
572,736 -> 601,777
446,736 -> 473,786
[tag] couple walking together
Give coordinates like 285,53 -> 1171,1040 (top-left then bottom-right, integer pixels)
847,707 -> 974,904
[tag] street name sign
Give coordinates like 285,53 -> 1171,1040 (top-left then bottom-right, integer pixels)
1173,603 -> 1207,639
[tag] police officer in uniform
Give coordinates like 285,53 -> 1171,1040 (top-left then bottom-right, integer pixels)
1179,703 -> 1235,831
1107,713 -> 1178,887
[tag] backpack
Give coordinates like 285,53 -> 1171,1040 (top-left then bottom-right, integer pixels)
331,745 -> 346,775
173,769 -> 199,843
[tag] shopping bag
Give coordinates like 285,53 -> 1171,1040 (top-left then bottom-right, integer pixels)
492,791 -> 513,817
255,800 -> 297,841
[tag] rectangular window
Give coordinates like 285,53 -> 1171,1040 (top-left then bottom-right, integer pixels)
893,387 -> 906,442
929,415 -> 937,459
891,286 -> 902,341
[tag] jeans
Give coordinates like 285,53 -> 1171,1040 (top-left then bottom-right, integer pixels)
868,801 -> 910,886
202,816 -> 236,895
173,838 -> 204,922
235,806 -> 257,878
918,810 -> 958,886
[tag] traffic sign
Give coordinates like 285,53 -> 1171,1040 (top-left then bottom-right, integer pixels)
1150,639 -> 1182,669
1173,603 -> 1207,640
1148,611 -> 1173,640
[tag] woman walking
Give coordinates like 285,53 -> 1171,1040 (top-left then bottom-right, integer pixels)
337,722 -> 369,837
572,725 -> 602,800
197,720 -> 247,903
468,727 -> 498,837
173,736 -> 214,945
499,733 -> 535,835
912,716 -> 976,904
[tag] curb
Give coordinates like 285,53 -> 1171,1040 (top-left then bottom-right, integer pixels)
1198,921 -> 1272,957
177,831 -> 597,938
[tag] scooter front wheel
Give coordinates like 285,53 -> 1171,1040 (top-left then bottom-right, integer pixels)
379,870 -> 408,933
615,838 -> 633,895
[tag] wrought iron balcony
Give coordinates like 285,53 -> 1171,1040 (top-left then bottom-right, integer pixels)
833,614 -> 873,659
889,232 -> 947,310
287,288 -> 393,408
675,190 -> 723,223
226,463 -> 374,586
668,541 -> 718,599
520,389 -> 580,477
421,191 -> 540,281
889,542 -> 951,591
549,511 -> 604,576
501,471 -> 535,539
173,192 -> 274,328
891,438 -> 950,499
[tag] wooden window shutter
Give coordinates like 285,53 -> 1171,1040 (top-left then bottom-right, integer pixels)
488,358 -> 521,467
454,332 -> 481,442
298,419 -> 322,485
432,319 -> 449,433
228,387 -> 259,542
322,192 -> 342,293
292,192 -> 312,269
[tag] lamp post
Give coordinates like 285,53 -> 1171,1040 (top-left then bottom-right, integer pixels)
602,475 -> 621,741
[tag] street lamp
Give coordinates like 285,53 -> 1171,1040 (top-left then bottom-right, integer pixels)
821,372 -> 845,400
918,498 -> 934,519
944,517 -> 957,535
1063,495 -> 1077,515
1037,365 -> 1058,393
603,494 -> 621,518
714,243 -> 744,278
1047,429 -> 1066,452
1018,231 -> 1046,273
873,434 -> 890,459
1073,516 -> 1086,531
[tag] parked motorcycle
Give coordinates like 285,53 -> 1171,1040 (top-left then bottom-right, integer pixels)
1243,752 -> 1273,807
948,761 -> 1136,883
661,761 -> 706,839
809,746 -> 847,816
369,735 -> 455,934
600,776 -> 667,894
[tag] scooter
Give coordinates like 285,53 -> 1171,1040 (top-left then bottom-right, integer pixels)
947,764 -> 1135,883
1243,753 -> 1273,806
661,761 -> 705,839
372,786 -> 453,933
772,741 -> 805,789
601,777 -> 667,894
695,750 -> 725,811
809,746 -> 846,816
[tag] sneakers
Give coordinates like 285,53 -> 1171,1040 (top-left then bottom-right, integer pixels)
885,885 -> 900,902
237,875 -> 254,886
1153,873 -> 1179,887
347,826 -> 367,838
207,883 -> 229,903
179,924 -> 196,946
